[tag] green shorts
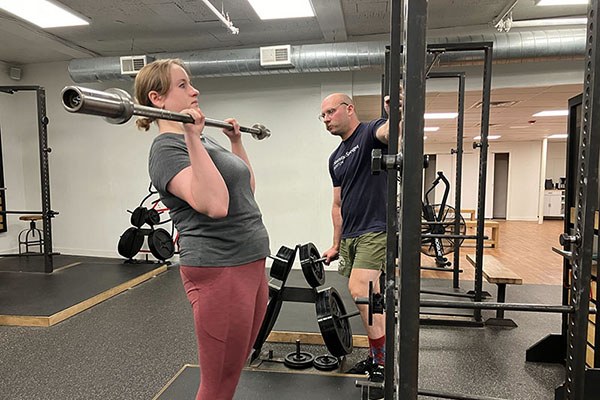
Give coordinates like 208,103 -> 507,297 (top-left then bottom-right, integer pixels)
338,231 -> 386,278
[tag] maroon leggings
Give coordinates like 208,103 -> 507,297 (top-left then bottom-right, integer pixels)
180,259 -> 268,400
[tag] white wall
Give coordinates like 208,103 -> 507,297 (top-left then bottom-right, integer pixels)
0,58 -> 584,258
0,68 -> 31,251
546,141 -> 567,185
424,141 -> 542,221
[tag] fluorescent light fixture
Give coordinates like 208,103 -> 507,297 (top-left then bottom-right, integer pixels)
548,133 -> 569,139
512,17 -> 587,27
0,0 -> 89,28
424,112 -> 458,120
474,135 -> 501,140
248,0 -> 314,20
533,110 -> 569,117
536,0 -> 588,6
424,127 -> 440,132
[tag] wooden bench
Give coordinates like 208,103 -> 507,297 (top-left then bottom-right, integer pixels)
463,220 -> 500,248
461,209 -> 476,221
466,253 -> 523,327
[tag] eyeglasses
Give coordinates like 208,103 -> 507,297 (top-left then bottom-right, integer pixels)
318,102 -> 349,121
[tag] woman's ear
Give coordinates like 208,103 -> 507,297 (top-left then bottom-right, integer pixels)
148,91 -> 163,108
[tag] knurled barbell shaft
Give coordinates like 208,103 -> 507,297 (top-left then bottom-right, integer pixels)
61,86 -> 270,140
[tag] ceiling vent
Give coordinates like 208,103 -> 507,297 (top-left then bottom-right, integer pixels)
120,55 -> 151,75
259,45 -> 294,68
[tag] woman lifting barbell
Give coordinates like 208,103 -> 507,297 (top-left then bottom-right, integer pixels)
136,58 -> 271,400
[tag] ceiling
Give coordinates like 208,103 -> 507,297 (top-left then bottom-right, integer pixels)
0,0 -> 590,143
355,83 -> 582,143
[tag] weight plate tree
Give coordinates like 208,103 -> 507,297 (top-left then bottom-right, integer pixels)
251,245 -> 297,361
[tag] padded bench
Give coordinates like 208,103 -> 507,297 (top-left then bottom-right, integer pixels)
463,220 -> 500,248
466,253 -> 523,327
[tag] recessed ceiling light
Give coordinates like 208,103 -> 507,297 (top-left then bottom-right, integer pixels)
0,0 -> 89,28
424,127 -> 440,132
535,0 -> 588,5
424,112 -> 458,119
474,135 -> 501,140
532,110 -> 569,117
248,0 -> 314,20
548,133 -> 569,139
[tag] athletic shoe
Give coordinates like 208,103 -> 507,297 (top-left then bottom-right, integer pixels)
345,356 -> 374,375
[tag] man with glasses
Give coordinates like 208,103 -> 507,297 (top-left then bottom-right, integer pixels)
320,92 -> 399,400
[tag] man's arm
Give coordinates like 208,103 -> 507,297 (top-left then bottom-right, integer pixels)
375,93 -> 403,145
323,186 -> 342,264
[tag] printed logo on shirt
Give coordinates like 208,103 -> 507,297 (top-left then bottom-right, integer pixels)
332,144 -> 360,171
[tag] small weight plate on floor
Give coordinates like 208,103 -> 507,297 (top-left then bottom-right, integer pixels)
316,287 -> 353,357
148,228 -> 175,260
269,245 -> 296,282
117,227 -> 144,259
284,351 -> 315,369
313,354 -> 340,371
299,242 -> 326,288
130,207 -> 148,228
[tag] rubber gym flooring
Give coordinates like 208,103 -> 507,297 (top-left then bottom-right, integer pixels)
0,262 -> 565,399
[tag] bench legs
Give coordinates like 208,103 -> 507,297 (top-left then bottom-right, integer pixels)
485,283 -> 518,328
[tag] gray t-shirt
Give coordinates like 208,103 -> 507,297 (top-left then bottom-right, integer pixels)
148,133 -> 270,267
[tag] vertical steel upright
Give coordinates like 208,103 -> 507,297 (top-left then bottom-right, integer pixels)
383,10 -> 399,400
562,1 -> 600,398
472,46 -> 493,321
452,73 -> 465,288
395,0 -> 428,398
36,88 -> 54,273
385,1 -> 401,399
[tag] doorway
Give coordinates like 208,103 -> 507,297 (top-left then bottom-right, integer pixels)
493,153 -> 509,219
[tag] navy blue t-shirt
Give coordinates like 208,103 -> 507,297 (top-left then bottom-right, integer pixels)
328,119 -> 388,239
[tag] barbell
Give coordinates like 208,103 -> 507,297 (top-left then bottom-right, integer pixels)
60,86 -> 271,140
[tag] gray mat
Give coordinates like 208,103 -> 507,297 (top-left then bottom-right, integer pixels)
0,267 -> 566,400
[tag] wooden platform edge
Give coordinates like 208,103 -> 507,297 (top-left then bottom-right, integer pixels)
0,264 -> 168,327
151,363 -> 194,400
266,330 -> 369,348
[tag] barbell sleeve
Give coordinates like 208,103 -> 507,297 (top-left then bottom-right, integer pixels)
60,86 -> 271,140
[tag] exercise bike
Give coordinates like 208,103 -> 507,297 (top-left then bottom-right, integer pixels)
420,171 -> 466,269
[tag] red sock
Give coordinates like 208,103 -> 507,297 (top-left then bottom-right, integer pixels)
368,335 -> 385,366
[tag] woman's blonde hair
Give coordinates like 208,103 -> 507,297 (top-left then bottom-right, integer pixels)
133,58 -> 189,131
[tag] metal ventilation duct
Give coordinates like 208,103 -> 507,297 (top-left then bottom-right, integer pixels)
68,28 -> 586,83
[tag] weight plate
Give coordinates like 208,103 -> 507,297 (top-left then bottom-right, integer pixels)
299,242 -> 326,288
284,351 -> 315,369
251,283 -> 284,360
130,207 -> 147,228
145,209 -> 160,226
117,227 -> 144,259
316,287 -> 353,357
313,354 -> 340,371
269,245 -> 297,282
148,228 -> 175,260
